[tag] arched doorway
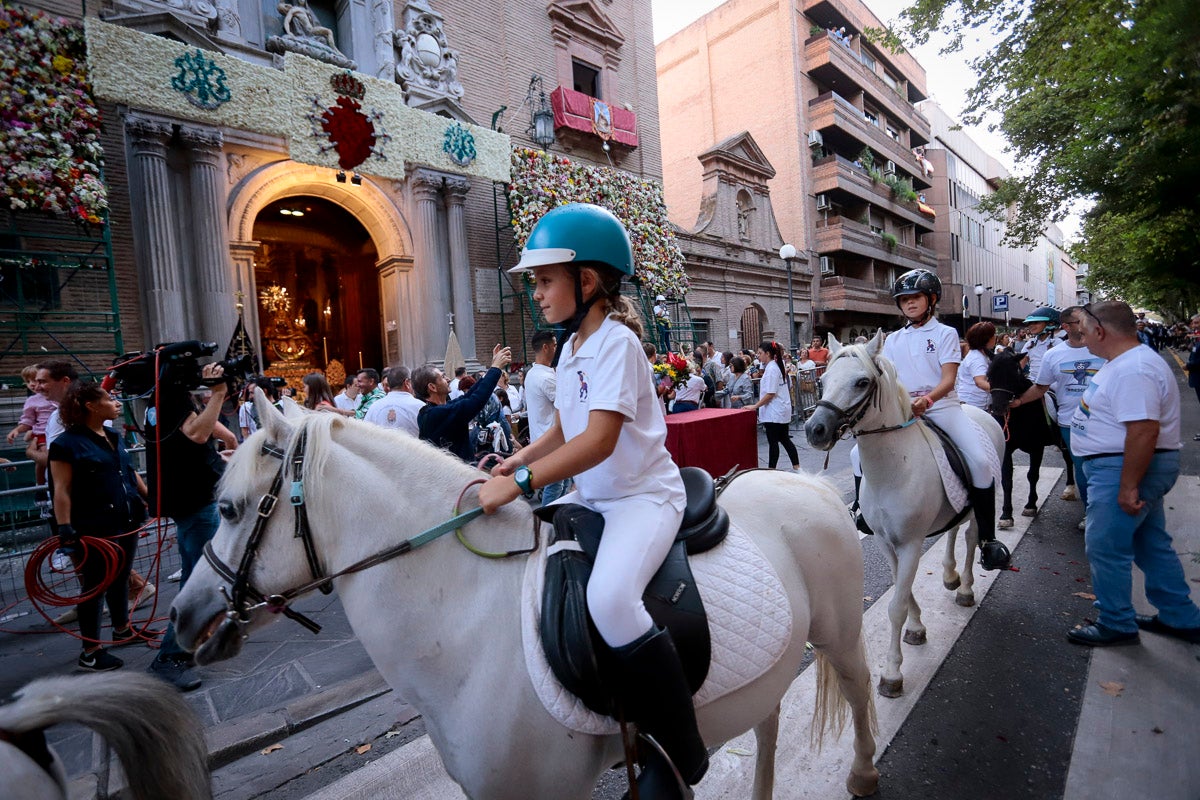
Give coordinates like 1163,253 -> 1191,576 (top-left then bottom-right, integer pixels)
252,196 -> 382,380
740,305 -> 764,349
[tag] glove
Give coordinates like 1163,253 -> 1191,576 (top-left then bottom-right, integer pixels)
57,524 -> 79,544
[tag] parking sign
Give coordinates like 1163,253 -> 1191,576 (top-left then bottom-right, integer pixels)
992,295 -> 1009,313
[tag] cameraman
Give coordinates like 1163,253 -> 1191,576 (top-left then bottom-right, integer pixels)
144,362 -> 228,691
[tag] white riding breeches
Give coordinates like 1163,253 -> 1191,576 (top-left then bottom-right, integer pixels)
554,492 -> 683,648
850,403 -> 992,488
923,401 -> 993,488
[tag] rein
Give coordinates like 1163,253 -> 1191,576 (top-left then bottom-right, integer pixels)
203,428 -> 538,635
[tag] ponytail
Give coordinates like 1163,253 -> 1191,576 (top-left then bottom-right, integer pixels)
604,294 -> 645,339
577,262 -> 644,338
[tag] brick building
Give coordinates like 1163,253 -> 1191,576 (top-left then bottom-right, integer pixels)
657,0 -> 942,346
4,0 -> 664,380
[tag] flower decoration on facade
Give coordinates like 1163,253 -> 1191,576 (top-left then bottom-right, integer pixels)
307,71 -> 390,172
442,121 -> 476,167
171,48 -> 231,110
0,2 -> 107,225
507,147 -> 688,298
653,351 -> 689,391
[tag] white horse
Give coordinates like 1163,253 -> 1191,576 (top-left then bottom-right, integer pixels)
170,393 -> 880,799
0,672 -> 211,800
804,333 -> 1005,698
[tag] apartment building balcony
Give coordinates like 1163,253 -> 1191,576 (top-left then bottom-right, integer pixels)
818,274 -> 898,315
804,33 -> 930,145
808,92 -> 931,189
813,215 -> 937,271
811,154 -> 936,232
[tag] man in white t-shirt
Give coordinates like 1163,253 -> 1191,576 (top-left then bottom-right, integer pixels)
332,378 -> 358,412
1064,300 -> 1199,647
363,365 -> 424,436
524,330 -> 570,504
1012,306 -> 1106,508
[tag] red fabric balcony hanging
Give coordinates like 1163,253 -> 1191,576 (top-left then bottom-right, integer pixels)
550,86 -> 639,148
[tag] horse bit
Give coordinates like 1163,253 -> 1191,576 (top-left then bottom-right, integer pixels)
202,430 -> 536,638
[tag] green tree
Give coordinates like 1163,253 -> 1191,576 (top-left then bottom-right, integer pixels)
897,0 -> 1200,313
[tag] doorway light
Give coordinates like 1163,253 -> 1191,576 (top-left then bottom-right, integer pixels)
280,208 -> 305,217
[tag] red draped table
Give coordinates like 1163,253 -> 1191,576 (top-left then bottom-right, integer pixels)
664,408 -> 758,476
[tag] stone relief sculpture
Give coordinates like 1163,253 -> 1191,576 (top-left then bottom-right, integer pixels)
393,0 -> 464,105
106,0 -> 218,29
266,0 -> 356,69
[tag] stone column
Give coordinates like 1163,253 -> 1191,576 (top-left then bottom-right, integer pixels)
126,115 -> 186,344
409,169 -> 448,365
229,240 -> 263,363
181,125 -> 237,347
443,176 -> 476,362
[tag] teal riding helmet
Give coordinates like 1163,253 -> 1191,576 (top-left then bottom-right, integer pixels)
1023,306 -> 1060,329
508,203 -> 634,276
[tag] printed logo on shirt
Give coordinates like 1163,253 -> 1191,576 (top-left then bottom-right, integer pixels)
576,370 -> 589,401
386,408 -> 397,423
1064,361 -> 1101,389
926,338 -> 936,353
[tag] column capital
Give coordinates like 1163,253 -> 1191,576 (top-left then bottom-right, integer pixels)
180,125 -> 225,157
443,175 -> 471,201
125,114 -> 174,152
409,168 -> 444,202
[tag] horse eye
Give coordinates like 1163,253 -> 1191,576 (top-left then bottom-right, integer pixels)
218,499 -> 240,521
855,377 -> 871,389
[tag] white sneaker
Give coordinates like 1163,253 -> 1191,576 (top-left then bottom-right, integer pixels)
129,583 -> 156,612
50,549 -> 71,572
167,569 -> 182,582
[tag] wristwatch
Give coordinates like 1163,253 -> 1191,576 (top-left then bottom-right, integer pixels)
513,465 -> 535,497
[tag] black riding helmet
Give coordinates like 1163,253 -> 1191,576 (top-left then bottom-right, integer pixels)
892,269 -> 942,325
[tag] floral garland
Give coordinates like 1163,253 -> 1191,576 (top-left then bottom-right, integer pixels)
0,2 -> 106,224
652,352 -> 689,391
507,147 -> 688,298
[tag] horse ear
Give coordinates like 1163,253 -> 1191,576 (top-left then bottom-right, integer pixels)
827,334 -> 842,355
278,396 -> 305,420
866,329 -> 885,358
255,387 -> 292,442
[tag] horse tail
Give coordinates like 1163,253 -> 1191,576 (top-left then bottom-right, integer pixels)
0,673 -> 212,800
809,634 -> 878,752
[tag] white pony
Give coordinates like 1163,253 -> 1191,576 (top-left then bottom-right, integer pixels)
0,672 -> 211,800
170,393 -> 880,799
805,333 -> 1005,698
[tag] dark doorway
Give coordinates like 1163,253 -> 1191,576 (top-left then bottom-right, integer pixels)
252,197 -> 381,379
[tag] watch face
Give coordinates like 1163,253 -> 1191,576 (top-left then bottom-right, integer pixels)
516,466 -> 531,482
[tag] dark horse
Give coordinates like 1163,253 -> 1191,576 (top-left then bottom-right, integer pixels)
986,350 -> 1075,527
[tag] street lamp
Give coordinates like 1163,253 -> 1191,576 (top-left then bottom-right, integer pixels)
974,283 -> 984,325
526,75 -> 555,149
779,243 -> 798,352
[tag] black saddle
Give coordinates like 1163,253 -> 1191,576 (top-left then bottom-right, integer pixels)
921,419 -> 975,536
536,467 -> 730,716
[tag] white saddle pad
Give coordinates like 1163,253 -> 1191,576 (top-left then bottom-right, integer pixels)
521,518 -> 793,735
929,417 -> 1002,512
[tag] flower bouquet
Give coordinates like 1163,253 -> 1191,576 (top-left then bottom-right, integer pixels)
653,351 -> 689,393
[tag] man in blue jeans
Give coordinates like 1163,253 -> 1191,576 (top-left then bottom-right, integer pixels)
145,362 -> 228,689
1067,301 -> 1200,646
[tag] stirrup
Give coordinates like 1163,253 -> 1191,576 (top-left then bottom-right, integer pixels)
637,732 -> 695,800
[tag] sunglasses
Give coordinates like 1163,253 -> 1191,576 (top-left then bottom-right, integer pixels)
1081,304 -> 1104,331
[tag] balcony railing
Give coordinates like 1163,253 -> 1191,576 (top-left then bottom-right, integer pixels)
807,91 -> 930,188
817,274 -> 897,313
811,154 -> 935,231
549,86 -> 638,148
813,215 -> 937,270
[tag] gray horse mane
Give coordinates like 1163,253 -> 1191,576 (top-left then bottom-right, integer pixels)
0,672 -> 211,800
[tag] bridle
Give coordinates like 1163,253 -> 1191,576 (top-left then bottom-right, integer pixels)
813,355 -> 918,440
202,426 -> 537,638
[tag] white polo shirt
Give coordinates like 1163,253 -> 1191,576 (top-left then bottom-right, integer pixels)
882,317 -> 961,402
1022,332 -> 1062,381
757,360 -> 792,424
362,390 -> 424,436
523,363 -> 557,442
1070,344 -> 1181,456
1034,343 -> 1106,426
555,316 -> 685,511
955,349 -> 991,409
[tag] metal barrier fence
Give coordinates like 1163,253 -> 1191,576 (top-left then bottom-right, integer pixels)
792,366 -> 825,422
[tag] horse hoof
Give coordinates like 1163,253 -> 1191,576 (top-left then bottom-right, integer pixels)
1022,507 -> 1037,517
1061,486 -> 1078,501
943,576 -> 961,591
847,769 -> 881,798
956,592 -> 976,607
999,518 -> 1014,529
878,677 -> 903,698
903,628 -> 927,646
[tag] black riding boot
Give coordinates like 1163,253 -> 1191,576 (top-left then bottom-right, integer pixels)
852,476 -> 874,535
614,626 -> 709,800
970,482 -> 1010,570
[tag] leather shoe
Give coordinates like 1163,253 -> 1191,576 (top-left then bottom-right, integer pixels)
1067,623 -> 1139,647
1136,614 -> 1200,644
148,657 -> 202,692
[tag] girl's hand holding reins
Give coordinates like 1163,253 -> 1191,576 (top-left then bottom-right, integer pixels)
479,474 -> 521,514
911,396 -> 931,417
491,454 -> 521,477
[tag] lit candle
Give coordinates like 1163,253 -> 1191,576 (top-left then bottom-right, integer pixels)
359,351 -> 363,370
323,336 -> 328,365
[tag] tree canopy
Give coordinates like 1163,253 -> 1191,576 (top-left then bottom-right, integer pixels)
897,0 -> 1200,316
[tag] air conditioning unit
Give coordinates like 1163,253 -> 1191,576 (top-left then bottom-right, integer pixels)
816,194 -> 831,211
819,256 -> 835,275
807,130 -> 824,147
884,160 -> 897,175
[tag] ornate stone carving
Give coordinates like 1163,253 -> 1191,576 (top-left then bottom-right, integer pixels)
409,167 -> 444,201
393,1 -> 464,106
443,175 -> 470,198
225,152 -> 265,186
214,0 -> 241,38
125,115 -> 175,151
266,0 -> 356,70
107,0 -> 218,28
